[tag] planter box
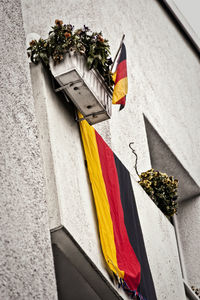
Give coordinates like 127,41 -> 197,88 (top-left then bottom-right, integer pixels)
50,52 -> 112,125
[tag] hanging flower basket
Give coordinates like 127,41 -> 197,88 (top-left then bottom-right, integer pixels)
27,20 -> 114,125
138,169 -> 178,218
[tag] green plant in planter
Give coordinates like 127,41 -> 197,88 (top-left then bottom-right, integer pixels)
27,19 -> 114,87
138,168 -> 178,217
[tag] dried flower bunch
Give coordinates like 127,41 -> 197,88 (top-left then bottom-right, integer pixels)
138,169 -> 178,217
27,19 -> 114,87
191,286 -> 200,298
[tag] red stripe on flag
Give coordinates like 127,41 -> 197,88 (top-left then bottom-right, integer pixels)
115,60 -> 127,85
116,96 -> 126,106
95,131 -> 141,291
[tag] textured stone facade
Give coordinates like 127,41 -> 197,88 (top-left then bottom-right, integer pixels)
0,1 -> 57,299
1,0 -> 199,299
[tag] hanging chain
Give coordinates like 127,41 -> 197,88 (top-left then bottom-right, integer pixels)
129,142 -> 140,178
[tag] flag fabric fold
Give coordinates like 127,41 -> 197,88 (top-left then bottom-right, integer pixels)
112,43 -> 128,110
79,114 -> 157,300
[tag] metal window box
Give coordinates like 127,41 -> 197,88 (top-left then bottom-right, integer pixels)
50,52 -> 112,125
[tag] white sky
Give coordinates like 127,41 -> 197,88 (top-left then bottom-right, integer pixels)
173,0 -> 200,37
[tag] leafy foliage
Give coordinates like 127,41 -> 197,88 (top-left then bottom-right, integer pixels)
191,286 -> 200,298
27,20 -> 114,87
138,169 -> 178,217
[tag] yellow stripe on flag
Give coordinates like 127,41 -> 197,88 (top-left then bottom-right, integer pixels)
112,77 -> 128,104
112,71 -> 117,83
79,112 -> 124,279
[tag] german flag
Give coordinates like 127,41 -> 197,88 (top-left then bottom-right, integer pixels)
112,43 -> 128,110
79,115 -> 157,299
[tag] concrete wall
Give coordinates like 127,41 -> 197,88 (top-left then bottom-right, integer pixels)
0,0 -> 58,299
176,196 -> 200,287
30,62 -> 185,299
21,0 -> 200,182
1,0 -> 199,298
23,0 -> 200,290
144,115 -> 200,289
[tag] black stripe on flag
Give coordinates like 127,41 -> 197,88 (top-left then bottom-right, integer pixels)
118,43 -> 126,64
114,154 -> 157,300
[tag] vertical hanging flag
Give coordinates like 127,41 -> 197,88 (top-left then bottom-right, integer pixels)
79,113 -> 157,300
112,43 -> 128,110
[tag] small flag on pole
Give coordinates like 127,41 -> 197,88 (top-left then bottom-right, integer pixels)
112,43 -> 128,110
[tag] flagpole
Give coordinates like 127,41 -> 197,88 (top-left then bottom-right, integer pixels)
111,34 -> 125,71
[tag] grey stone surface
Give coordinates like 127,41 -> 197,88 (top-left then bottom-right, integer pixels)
0,0 -> 57,299
29,27 -> 185,300
132,179 -> 186,300
144,116 -> 200,201
2,0 -> 199,298
21,0 -> 200,184
176,196 -> 200,287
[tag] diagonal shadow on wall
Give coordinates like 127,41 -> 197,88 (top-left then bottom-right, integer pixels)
143,115 -> 200,202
